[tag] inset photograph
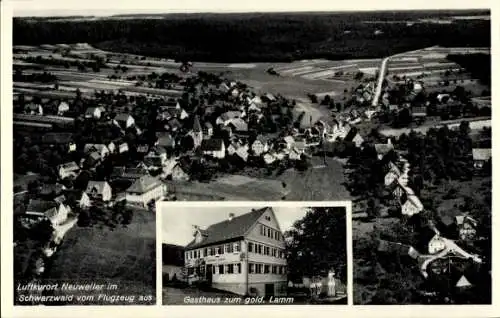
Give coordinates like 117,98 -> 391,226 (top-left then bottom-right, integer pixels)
161,204 -> 348,305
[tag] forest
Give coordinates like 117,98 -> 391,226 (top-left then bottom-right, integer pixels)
13,10 -> 490,62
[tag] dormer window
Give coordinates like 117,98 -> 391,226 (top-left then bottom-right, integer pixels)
265,215 -> 271,221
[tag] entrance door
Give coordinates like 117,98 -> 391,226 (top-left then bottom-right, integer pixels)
265,283 -> 274,297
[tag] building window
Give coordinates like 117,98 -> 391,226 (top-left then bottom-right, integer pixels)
234,242 -> 240,252
258,244 -> 262,254
227,264 -> 233,274
204,248 -> 207,256
265,246 -> 270,255
249,263 -> 255,274
212,266 -> 216,274
264,265 -> 270,274
260,225 -> 265,236
257,264 -> 263,274
248,242 -> 253,253
237,263 -> 241,274
224,244 -> 229,254
219,265 -> 224,275
272,265 -> 277,274
185,252 -> 189,260
267,228 -> 271,237
278,266 -> 282,275
272,249 -> 276,257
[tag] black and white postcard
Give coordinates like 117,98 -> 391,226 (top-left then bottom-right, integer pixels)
1,0 -> 497,317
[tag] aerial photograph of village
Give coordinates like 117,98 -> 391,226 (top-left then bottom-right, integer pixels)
10,6 -> 491,307
162,205 -> 347,305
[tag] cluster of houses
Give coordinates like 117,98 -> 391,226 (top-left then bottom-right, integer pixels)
373,137 -> 488,290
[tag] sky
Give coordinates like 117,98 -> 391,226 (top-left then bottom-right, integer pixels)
161,206 -> 311,246
10,0 -> 491,17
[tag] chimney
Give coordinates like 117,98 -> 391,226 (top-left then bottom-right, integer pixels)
228,213 -> 235,222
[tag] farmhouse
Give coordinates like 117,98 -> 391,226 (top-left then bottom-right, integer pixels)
85,106 -> 104,119
113,113 -> 135,129
156,133 -> 176,150
201,139 -> 226,159
125,175 -> 167,208
472,148 -> 491,170
184,207 -> 288,296
252,135 -> 270,156
401,186 -> 424,216
57,101 -> 70,115
85,181 -> 112,202
203,122 -> 214,137
344,128 -> 364,148
111,167 -> 148,181
25,199 -> 69,227
163,159 -> 189,181
83,143 -> 109,158
57,161 -> 80,180
374,139 -> 394,160
216,111 -> 242,125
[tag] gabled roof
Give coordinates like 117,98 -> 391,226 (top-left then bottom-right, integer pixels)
58,161 -> 79,171
157,133 -> 175,148
185,207 -> 271,250
228,118 -> 248,132
254,135 -> 269,144
472,148 -> 491,161
26,199 -> 58,214
126,175 -> 163,194
144,156 -> 164,168
374,143 -> 394,156
89,151 -> 101,161
193,115 -> 202,132
166,118 -> 182,129
114,113 -> 133,122
344,127 -> 360,142
220,111 -> 242,121
85,181 -> 110,195
201,139 -> 224,151
41,132 -> 73,144
85,107 -> 102,115
456,275 -> 472,288
111,167 -> 147,179
84,143 -> 108,154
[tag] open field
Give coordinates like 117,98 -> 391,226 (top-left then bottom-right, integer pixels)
45,210 -> 156,305
379,118 -> 491,137
166,175 -> 290,201
278,157 -> 352,201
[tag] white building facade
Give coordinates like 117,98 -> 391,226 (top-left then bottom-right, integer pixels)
184,207 -> 288,296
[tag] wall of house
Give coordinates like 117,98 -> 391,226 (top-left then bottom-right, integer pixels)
248,280 -> 288,297
102,185 -> 112,201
